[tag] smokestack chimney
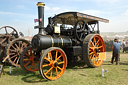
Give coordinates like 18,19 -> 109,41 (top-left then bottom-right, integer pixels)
37,2 -> 45,34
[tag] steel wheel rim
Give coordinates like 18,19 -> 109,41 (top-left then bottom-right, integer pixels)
89,35 -> 105,67
22,47 -> 39,72
7,39 -> 29,66
41,49 -> 67,80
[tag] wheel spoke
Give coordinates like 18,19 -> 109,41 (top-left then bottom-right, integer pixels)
16,56 -> 20,64
8,37 -> 11,42
56,55 -> 62,61
94,56 -> 97,64
18,41 -> 21,49
1,38 -> 7,44
44,57 -> 51,62
89,52 -> 94,55
90,41 -> 94,47
56,68 -> 58,76
25,53 -> 31,58
42,64 -> 50,67
55,51 -> 58,60
57,66 -> 62,71
97,43 -> 100,47
95,39 -> 100,46
50,53 -> 52,60
58,61 -> 64,65
24,61 -> 31,67
5,27 -> 8,34
30,62 -> 34,70
11,45 -> 16,50
89,47 -> 93,50
90,54 -> 95,61
45,67 -> 53,75
50,68 -> 53,78
9,53 -> 16,55
97,46 -> 103,49
23,59 -> 31,61
9,49 -> 15,52
15,43 -> 19,49
10,30 -> 14,35
10,54 -> 17,59
21,42 -> 27,49
13,57 -> 17,63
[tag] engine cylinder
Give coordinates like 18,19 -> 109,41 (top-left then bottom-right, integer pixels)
32,34 -> 72,51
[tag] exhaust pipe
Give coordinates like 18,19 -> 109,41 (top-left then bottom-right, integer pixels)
36,2 -> 45,34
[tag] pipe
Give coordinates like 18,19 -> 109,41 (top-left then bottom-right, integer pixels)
37,2 -> 45,34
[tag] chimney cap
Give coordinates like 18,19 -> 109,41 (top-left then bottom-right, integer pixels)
37,2 -> 45,7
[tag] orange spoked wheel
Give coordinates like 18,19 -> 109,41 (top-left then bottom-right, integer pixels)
39,47 -> 67,80
20,46 -> 39,72
83,34 -> 105,67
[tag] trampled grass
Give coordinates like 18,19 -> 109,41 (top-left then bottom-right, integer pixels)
0,52 -> 128,85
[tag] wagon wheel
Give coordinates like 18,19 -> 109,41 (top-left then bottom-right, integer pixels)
83,34 -> 105,67
75,20 -> 88,42
6,38 -> 30,67
20,46 -> 39,72
0,26 -> 18,47
39,47 -> 67,80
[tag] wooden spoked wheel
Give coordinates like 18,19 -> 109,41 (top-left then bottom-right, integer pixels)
83,34 -> 105,67
0,26 -> 18,47
39,47 -> 67,80
7,38 -> 30,67
20,46 -> 39,72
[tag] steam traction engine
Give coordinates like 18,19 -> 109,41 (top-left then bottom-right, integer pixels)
20,2 -> 109,80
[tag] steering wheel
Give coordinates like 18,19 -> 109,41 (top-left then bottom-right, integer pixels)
74,20 -> 88,42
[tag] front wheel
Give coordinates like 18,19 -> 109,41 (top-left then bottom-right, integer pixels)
39,47 -> 67,80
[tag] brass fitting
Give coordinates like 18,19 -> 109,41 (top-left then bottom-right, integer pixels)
37,2 -> 45,7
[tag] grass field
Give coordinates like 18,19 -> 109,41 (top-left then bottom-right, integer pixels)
0,52 -> 128,85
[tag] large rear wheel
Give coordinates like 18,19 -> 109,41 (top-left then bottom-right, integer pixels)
39,47 -> 67,80
83,34 -> 105,67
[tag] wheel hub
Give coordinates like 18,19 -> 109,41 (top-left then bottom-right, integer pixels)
50,61 -> 58,67
54,62 -> 58,67
94,48 -> 99,53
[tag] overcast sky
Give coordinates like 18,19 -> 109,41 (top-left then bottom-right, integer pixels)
0,0 -> 128,36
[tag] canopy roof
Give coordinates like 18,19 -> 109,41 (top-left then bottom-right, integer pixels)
52,12 -> 109,25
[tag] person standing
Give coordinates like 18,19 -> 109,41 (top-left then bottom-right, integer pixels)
111,37 -> 121,65
122,40 -> 125,53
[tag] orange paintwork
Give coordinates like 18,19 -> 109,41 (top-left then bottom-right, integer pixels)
42,49 -> 67,80
89,35 -> 105,67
